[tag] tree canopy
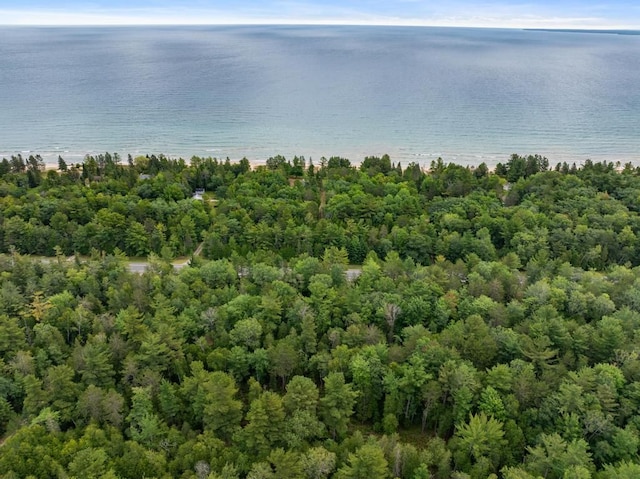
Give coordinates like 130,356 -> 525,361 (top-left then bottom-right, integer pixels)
2,152 -> 640,478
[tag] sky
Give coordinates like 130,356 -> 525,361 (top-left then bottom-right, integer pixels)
0,0 -> 638,29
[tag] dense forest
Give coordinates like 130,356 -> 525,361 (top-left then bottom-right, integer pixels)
2,152 -> 640,478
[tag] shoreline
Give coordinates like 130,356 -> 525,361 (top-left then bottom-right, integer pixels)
4,150 -> 640,170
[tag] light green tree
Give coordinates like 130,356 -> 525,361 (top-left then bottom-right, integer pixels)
335,443 -> 389,479
240,391 -> 286,458
451,412 -> 506,476
525,433 -> 593,479
319,372 -> 358,440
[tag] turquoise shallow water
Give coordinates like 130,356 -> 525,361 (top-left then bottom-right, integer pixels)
0,25 -> 639,166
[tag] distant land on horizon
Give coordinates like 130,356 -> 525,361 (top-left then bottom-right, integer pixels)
526,28 -> 640,35
3,24 -> 640,33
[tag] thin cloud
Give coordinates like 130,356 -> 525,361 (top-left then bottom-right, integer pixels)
0,1 -> 637,28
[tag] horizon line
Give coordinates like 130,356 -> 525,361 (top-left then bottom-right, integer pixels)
0,22 -> 638,31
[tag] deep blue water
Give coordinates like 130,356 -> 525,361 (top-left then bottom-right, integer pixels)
0,25 -> 639,166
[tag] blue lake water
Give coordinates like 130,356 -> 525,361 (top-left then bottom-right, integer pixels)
0,25 -> 639,166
